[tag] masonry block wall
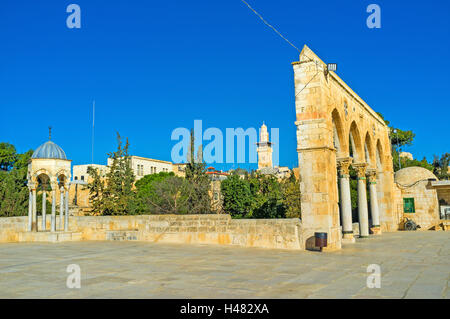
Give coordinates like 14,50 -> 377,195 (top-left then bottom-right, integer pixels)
0,215 -> 304,250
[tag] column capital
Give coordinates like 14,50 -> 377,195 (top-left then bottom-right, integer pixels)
352,163 -> 368,179
337,157 -> 353,176
27,182 -> 37,191
366,169 -> 377,183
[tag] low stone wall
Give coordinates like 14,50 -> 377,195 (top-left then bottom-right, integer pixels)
0,216 -> 27,242
0,215 -> 304,250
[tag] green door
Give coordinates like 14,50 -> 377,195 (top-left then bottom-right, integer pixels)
403,198 -> 415,213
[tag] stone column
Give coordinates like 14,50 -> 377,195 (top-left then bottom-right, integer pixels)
32,187 -> 37,232
28,189 -> 33,232
51,183 -> 57,232
42,189 -> 47,231
59,187 -> 64,230
367,169 -> 382,235
353,163 -> 369,238
64,189 -> 69,231
337,157 -> 354,243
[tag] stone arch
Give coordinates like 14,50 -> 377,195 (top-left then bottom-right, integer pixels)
292,45 -> 398,248
56,170 -> 69,189
36,172 -> 51,191
364,132 -> 375,168
349,121 -> 364,162
31,168 -> 52,184
376,139 -> 384,171
331,108 -> 347,156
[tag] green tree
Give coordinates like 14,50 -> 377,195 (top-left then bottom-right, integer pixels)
281,173 -> 301,218
377,113 -> 415,150
399,157 -> 434,172
144,176 -> 193,214
377,112 -> 419,172
0,142 -> 18,171
433,153 -> 450,180
247,172 -> 284,218
221,171 -> 301,219
221,174 -> 253,218
0,145 -> 34,217
86,166 -> 105,215
184,129 -> 211,214
86,133 -> 137,215
134,171 -> 175,213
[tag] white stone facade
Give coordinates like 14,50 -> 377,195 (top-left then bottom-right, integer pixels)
73,164 -> 108,181
107,156 -> 173,180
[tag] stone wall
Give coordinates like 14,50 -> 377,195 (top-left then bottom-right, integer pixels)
0,217 -> 27,242
394,182 -> 440,230
0,215 -> 304,250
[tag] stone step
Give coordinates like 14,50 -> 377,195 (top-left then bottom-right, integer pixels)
18,231 -> 82,243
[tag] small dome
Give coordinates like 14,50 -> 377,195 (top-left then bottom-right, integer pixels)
394,166 -> 437,186
32,141 -> 67,160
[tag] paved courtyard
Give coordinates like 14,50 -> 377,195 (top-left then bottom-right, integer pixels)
0,231 -> 449,298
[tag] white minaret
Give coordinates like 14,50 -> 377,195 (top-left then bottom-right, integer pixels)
257,122 -> 273,169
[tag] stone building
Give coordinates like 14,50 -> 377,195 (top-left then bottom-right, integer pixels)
107,155 -> 172,180
172,163 -> 188,177
293,45 -> 396,250
399,152 -> 413,160
256,122 -> 292,179
430,180 -> 450,220
393,167 -> 440,230
73,164 -> 108,182
257,122 -> 273,169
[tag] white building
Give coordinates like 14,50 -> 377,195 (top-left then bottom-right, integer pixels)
73,164 -> 108,182
107,155 -> 173,180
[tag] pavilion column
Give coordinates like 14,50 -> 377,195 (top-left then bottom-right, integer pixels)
64,188 -> 69,231
367,169 -> 382,235
28,188 -> 33,232
41,188 -> 47,231
51,183 -> 57,232
32,187 -> 37,232
353,163 -> 369,238
337,157 -> 354,243
59,187 -> 64,230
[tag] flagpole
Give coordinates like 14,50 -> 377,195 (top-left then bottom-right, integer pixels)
92,100 -> 95,164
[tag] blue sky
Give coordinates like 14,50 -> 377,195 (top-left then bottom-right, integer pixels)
1,0 -> 449,171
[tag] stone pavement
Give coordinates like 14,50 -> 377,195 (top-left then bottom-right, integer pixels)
0,232 -> 448,298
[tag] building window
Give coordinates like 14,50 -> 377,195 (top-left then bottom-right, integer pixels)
74,176 -> 78,180
81,176 -> 84,181
137,164 -> 144,176
403,198 -> 415,213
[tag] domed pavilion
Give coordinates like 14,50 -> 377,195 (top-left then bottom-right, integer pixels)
27,128 -> 71,232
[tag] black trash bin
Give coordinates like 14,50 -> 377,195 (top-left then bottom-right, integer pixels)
314,232 -> 327,251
